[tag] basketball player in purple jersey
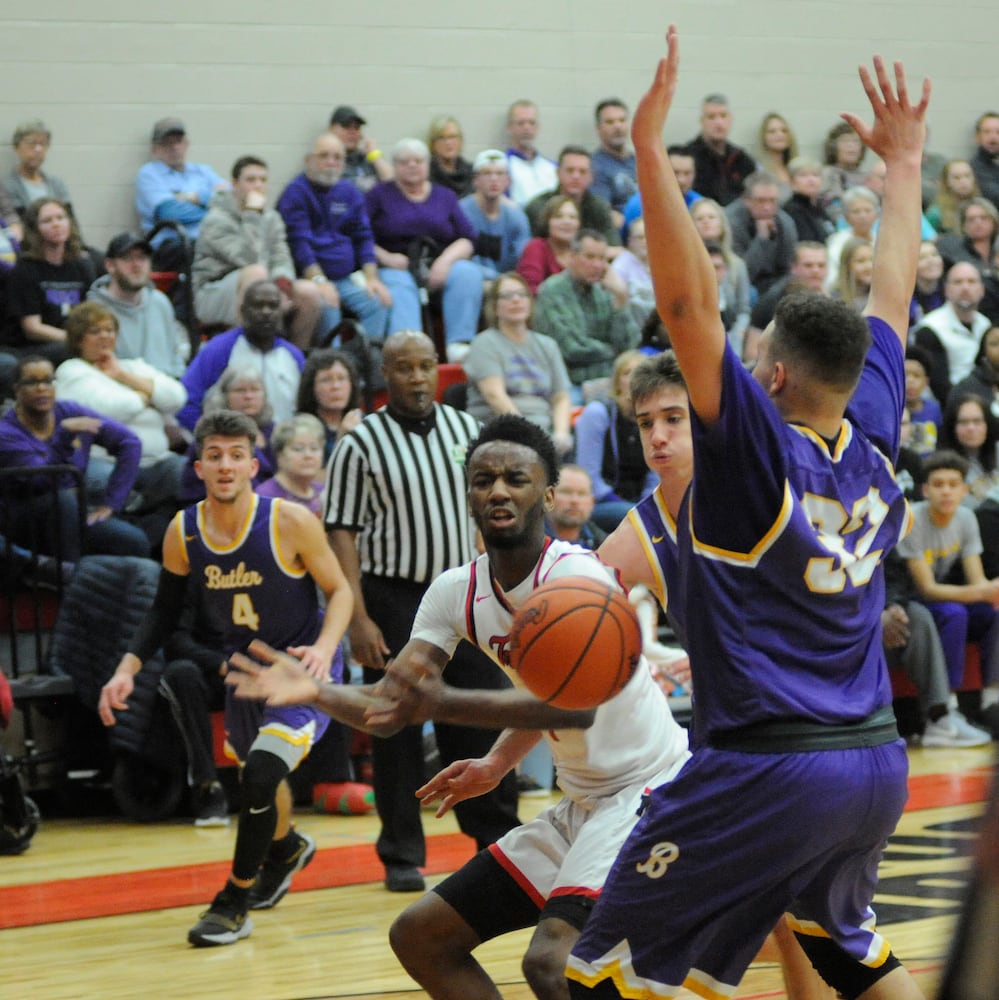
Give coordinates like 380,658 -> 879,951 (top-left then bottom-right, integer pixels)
99,409 -> 353,947
567,26 -> 929,1000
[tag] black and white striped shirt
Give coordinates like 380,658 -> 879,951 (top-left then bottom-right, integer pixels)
323,404 -> 479,583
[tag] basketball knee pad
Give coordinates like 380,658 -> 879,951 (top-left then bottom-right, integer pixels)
540,893 -> 596,933
240,749 -> 289,812
794,933 -> 901,1000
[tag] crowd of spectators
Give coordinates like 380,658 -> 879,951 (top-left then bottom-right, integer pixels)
4,92 -> 999,820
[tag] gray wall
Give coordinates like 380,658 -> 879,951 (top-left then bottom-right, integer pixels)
3,2 -> 997,249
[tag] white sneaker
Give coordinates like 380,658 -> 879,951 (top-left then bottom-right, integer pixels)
948,711 -> 992,746
446,342 -> 470,364
921,714 -> 991,748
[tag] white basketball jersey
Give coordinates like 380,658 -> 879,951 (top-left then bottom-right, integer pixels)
412,538 -> 689,801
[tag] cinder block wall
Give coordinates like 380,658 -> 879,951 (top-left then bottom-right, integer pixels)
2,2 -> 995,249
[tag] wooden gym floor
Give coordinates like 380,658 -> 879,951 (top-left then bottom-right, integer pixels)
0,744 -> 994,1000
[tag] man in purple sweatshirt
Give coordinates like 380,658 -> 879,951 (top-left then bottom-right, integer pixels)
276,134 -> 391,341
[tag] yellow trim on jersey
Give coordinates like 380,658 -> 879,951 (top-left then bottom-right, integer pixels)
196,494 -> 258,554
791,420 -> 853,462
565,958 -> 673,998
784,914 -> 832,938
872,442 -> 915,543
627,487 -> 673,610
566,956 -> 736,1000
173,510 -> 189,562
784,914 -> 893,968
689,480 -> 794,567
268,498 -> 307,578
258,721 -> 315,749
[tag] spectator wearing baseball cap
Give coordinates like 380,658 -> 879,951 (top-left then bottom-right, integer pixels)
87,232 -> 190,378
135,116 -> 227,246
459,150 -> 531,277
328,104 -> 393,193
2,119 -> 74,237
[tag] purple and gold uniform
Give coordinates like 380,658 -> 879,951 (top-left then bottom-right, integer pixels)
569,318 -> 912,997
178,494 -> 335,763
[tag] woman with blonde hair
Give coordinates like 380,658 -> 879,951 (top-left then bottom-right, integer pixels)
427,115 -> 474,197
755,112 -> 798,203
573,349 -> 657,532
831,237 -> 874,313
57,301 -> 187,548
688,198 -> 750,351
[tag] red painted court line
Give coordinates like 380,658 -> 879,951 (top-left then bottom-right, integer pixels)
5,768 -> 992,931
904,768 -> 992,812
3,833 -> 475,930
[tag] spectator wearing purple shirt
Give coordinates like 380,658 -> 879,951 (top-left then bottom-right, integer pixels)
365,139 -> 482,361
276,134 -> 391,343
0,355 -> 149,559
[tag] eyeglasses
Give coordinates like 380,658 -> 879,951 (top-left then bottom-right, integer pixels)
17,376 -> 55,388
497,290 -> 530,301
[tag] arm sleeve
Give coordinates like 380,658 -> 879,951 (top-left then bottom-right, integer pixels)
128,568 -> 190,662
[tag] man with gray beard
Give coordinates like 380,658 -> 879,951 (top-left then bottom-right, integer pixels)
276,133 -> 391,342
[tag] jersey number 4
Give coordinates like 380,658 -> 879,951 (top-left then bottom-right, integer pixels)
803,489 -> 891,594
232,593 -> 260,631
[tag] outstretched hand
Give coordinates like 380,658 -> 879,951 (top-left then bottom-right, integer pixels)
416,757 -> 504,818
224,640 -> 322,706
841,56 -> 930,164
631,24 -> 681,152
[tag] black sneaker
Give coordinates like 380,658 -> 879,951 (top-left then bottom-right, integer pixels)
187,889 -> 252,947
384,863 -> 425,892
247,830 -> 316,910
193,782 -> 229,827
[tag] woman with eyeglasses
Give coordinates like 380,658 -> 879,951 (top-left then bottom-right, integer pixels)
940,392 -> 999,507
0,354 -> 150,561
462,272 -> 573,455
365,138 -> 481,361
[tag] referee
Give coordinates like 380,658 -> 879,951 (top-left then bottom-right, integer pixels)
323,330 -> 520,893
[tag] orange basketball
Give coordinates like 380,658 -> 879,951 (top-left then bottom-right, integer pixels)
508,576 -> 642,709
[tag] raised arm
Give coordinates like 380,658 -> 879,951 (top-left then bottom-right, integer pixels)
632,25 -> 725,423
844,57 -> 930,346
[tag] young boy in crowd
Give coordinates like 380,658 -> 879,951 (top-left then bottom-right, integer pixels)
896,449 -> 999,738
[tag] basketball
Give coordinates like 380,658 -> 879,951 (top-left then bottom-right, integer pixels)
508,576 -> 642,709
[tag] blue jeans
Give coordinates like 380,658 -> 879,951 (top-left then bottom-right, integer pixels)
377,269 -> 423,334
318,277 -> 391,342
378,261 -> 484,344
